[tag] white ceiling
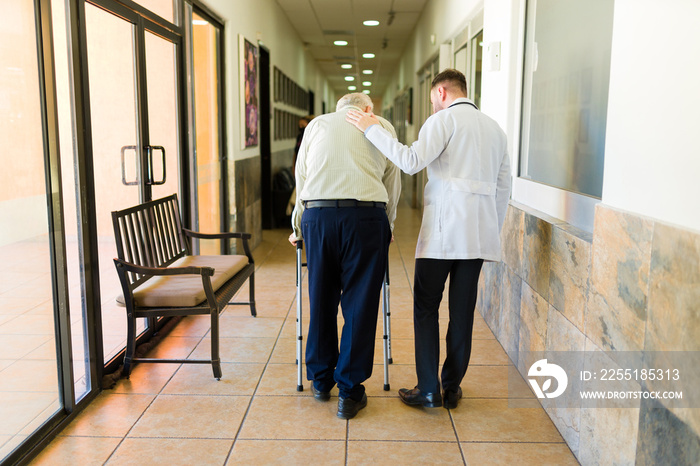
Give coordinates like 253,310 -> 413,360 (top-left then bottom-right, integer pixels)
275,0 -> 429,100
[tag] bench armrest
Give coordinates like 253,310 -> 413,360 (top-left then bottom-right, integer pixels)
113,258 -> 214,277
182,229 -> 251,241
182,229 -> 254,263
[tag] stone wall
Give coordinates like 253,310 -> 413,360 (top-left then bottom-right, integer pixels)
477,201 -> 700,464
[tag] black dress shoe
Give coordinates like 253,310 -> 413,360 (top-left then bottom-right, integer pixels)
398,387 -> 442,408
337,393 -> 367,419
311,384 -> 331,401
443,387 -> 462,409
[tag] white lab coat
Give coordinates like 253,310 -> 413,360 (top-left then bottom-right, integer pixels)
365,98 -> 511,260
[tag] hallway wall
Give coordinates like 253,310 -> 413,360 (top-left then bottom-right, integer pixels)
380,0 -> 700,464
203,0 -> 335,248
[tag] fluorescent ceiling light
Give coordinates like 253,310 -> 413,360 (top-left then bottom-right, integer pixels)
362,53 -> 375,58
334,40 -> 348,46
363,90 -> 371,94
344,76 -> 355,81
341,64 -> 352,69
363,20 -> 380,26
362,81 -> 372,86
192,20 -> 209,26
362,70 -> 373,75
348,86 -> 357,90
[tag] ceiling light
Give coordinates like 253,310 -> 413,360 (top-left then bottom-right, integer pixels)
362,81 -> 372,86
344,76 -> 355,81
362,53 -> 375,59
334,40 -> 348,46
193,19 -> 209,26
348,85 -> 357,90
363,20 -> 380,26
341,64 -> 352,69
362,70 -> 373,75
363,90 -> 371,94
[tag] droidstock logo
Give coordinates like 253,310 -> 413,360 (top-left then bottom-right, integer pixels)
528,359 -> 568,399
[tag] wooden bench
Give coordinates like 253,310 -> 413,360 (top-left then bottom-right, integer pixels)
111,194 -> 256,380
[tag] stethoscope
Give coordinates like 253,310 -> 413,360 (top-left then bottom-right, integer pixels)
449,101 -> 479,110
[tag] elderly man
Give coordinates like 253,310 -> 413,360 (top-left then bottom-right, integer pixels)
289,93 -> 400,419
347,69 -> 511,410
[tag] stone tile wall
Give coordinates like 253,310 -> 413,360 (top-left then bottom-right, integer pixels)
233,156 -> 262,251
477,201 -> 700,465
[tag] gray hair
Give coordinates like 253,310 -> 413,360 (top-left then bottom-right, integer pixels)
336,93 -> 373,112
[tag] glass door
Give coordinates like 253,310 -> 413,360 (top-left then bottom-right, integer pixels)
83,1 -> 183,364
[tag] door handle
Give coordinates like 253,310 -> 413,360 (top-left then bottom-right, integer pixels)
146,145 -> 166,185
120,145 -> 139,186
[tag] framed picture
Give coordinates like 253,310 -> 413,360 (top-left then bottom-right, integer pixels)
239,35 -> 258,148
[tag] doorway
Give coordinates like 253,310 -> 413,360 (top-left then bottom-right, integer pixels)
259,46 -> 272,229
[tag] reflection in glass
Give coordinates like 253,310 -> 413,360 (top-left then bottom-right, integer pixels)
0,1 -> 61,460
192,13 -> 222,254
519,0 -> 614,198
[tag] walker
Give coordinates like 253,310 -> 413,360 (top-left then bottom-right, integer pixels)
295,240 -> 392,392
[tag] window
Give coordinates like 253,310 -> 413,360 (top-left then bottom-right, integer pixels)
519,0 -> 614,199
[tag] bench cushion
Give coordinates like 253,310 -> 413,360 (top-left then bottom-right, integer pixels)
118,255 -> 250,308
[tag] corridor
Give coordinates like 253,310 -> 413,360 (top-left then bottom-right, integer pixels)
28,205 -> 578,465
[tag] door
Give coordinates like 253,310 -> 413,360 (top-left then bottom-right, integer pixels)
83,1 -> 183,364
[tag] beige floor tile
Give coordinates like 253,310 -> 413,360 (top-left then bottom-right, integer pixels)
108,438 -> 233,465
167,315 -> 214,337
268,337 -> 305,364
462,365 -> 534,399
218,316 -> 284,338
112,362 -> 180,395
238,396 -> 346,440
128,394 -> 250,439
60,393 -> 155,437
470,339 -> 510,365
348,397 -> 456,442
0,314 -> 56,335
28,436 -> 121,466
228,439 -> 345,465
142,336 -> 202,360
0,334 -> 52,360
0,359 -> 58,392
451,399 -> 565,443
364,364 -> 417,397
347,440 -> 463,465
190,337 -> 276,363
162,362 -> 265,395
0,392 -> 58,436
373,338 -> 415,365
462,442 -> 579,465
254,363 -> 332,397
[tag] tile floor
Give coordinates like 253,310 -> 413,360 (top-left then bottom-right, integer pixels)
27,205 -> 579,465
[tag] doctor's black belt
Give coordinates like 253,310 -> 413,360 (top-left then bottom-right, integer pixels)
304,199 -> 386,209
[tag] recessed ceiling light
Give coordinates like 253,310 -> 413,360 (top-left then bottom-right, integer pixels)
362,70 -> 373,75
334,40 -> 348,46
362,81 -> 372,86
341,64 -> 352,69
362,53 -> 375,58
344,76 -> 355,81
363,20 -> 380,26
363,90 -> 371,94
348,85 -> 357,90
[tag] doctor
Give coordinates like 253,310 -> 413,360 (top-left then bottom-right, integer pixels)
346,69 -> 511,410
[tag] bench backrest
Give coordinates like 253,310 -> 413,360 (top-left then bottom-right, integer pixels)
112,194 -> 189,287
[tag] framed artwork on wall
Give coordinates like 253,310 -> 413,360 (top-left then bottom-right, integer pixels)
239,35 -> 258,148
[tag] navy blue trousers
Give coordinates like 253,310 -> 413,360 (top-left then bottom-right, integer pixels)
301,206 -> 390,401
413,258 -> 484,394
